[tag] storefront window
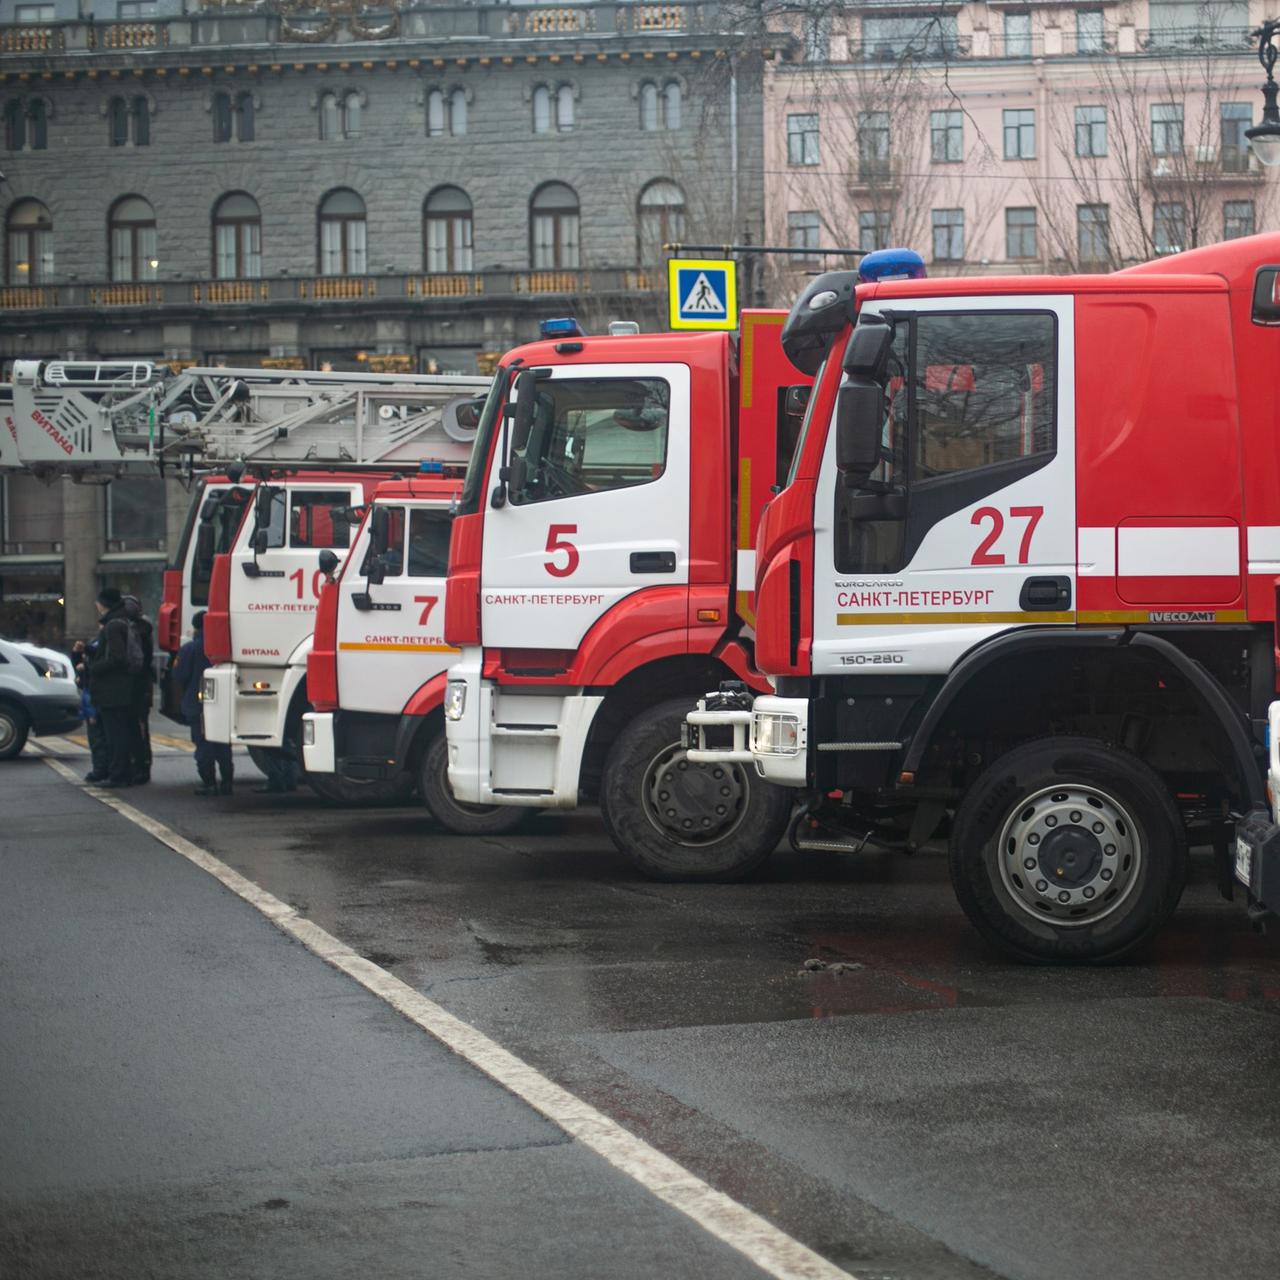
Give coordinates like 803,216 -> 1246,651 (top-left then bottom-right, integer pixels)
106,476 -> 167,551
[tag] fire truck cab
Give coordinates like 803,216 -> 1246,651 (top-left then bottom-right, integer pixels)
688,234 -> 1280,962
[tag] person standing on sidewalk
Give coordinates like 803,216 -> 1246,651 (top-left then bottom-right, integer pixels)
86,588 -> 142,788
71,631 -> 110,784
123,594 -> 155,785
173,612 -> 233,796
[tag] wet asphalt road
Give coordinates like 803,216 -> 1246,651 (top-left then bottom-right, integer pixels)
3,737 -> 1280,1280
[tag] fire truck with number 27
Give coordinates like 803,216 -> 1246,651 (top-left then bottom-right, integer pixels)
685,235 -> 1280,962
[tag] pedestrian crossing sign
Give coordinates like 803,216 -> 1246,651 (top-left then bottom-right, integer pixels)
668,258 -> 737,331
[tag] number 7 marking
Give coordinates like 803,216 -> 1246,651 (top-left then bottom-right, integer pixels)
414,595 -> 438,627
1009,506 -> 1044,565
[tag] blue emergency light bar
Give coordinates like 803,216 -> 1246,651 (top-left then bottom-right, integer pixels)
418,460 -> 444,474
857,248 -> 927,283
540,317 -> 585,338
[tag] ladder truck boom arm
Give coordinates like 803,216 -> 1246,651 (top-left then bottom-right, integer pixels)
9,359 -> 489,479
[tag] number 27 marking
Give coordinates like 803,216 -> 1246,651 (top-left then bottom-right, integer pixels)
970,505 -> 1044,566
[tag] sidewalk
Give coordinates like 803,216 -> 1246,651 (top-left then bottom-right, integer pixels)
0,756 -> 758,1280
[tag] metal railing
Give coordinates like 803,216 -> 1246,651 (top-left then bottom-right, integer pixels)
0,268 -> 664,313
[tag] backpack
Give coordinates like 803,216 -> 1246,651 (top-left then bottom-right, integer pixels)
124,619 -> 145,674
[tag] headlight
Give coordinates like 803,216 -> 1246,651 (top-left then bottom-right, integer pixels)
752,711 -> 801,756
201,677 -> 216,703
302,719 -> 315,747
22,654 -> 55,679
444,679 -> 467,722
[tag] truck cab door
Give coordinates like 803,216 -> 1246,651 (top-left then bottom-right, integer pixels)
228,483 -> 360,665
335,500 -> 458,715
812,296 -> 1076,675
480,362 -> 691,651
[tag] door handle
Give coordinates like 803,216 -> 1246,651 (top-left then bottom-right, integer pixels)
1019,576 -> 1071,611
630,550 -> 677,574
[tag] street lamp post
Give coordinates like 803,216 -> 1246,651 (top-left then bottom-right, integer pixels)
1246,20 -> 1280,166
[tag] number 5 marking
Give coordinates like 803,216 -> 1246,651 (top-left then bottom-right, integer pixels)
545,524 -> 579,578
414,595 -> 438,627
970,505 -> 1044,566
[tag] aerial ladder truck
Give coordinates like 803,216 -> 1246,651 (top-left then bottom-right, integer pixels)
9,359 -> 488,803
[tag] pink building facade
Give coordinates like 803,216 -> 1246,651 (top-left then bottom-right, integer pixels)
763,2 -> 1279,287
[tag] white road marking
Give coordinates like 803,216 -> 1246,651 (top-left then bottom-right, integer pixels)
39,755 -> 857,1280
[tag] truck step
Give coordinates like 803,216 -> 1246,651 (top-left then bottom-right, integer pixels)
816,741 -> 903,752
491,724 -> 559,738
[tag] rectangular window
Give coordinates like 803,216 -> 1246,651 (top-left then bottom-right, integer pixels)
1,472 -> 63,551
1003,108 -> 1036,159
860,14 -> 959,60
508,378 -> 670,507
117,1 -> 158,15
288,491 -> 352,550
913,312 -> 1057,479
1006,207 -> 1037,260
1151,103 -> 1183,157
1224,199 -> 1255,240
1153,201 -> 1186,254
787,113 -> 819,166
106,476 -> 167,549
1075,105 -> 1107,157
931,208 -> 964,262
787,210 -> 821,262
15,4 -> 55,21
857,111 -> 891,181
1221,102 -> 1252,172
1076,9 -> 1105,53
1077,204 -> 1110,263
859,209 -> 890,253
406,508 -> 453,578
1004,12 -> 1032,57
930,109 -> 963,162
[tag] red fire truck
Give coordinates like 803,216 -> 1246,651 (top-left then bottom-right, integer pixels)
685,235 -> 1280,962
439,313 -> 811,876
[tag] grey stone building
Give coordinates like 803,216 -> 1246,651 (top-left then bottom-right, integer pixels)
0,0 -> 766,644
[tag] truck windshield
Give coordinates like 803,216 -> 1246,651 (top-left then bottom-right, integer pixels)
457,367 -> 511,515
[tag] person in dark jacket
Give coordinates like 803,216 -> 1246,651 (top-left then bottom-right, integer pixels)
173,611 -> 233,796
123,594 -> 154,785
72,631 -> 110,783
86,587 -> 143,787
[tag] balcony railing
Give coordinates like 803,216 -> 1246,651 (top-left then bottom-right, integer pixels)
0,268 -> 663,313
0,2 -> 719,60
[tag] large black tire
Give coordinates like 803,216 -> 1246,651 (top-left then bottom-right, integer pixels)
600,697 -> 792,881
0,702 -> 30,760
246,745 -> 277,779
306,770 -> 415,807
949,736 -> 1188,964
418,731 -> 530,836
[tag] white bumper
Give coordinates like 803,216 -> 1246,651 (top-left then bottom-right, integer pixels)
686,692 -> 809,788
301,711 -> 335,775
445,647 -> 602,808
200,662 -> 304,749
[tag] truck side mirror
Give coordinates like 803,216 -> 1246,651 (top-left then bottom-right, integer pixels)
367,555 -> 387,586
369,505 -> 390,557
511,368 -> 539,453
200,496 -> 221,521
842,319 -> 895,382
318,548 -> 339,579
254,484 -> 278,527
253,528 -> 269,556
835,381 -> 886,486
195,522 -> 215,564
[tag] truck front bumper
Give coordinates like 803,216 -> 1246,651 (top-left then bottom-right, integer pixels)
301,712 -> 335,775
201,663 -> 297,749
1231,809 -> 1280,919
685,693 -> 809,788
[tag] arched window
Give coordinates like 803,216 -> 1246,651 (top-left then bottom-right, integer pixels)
213,192 -> 262,280
108,96 -> 129,147
530,182 -> 579,270
27,99 -> 47,150
637,180 -> 686,264
213,92 -> 232,144
424,186 -> 473,273
662,81 -> 681,131
426,89 -> 445,138
236,92 -> 254,143
639,82 -> 659,132
450,88 -> 467,136
342,92 -> 361,138
6,199 -> 53,285
318,188 -> 366,276
131,96 -> 150,147
4,100 -> 24,151
319,92 -> 340,140
532,85 -> 551,134
555,85 -> 574,132
108,195 -> 157,282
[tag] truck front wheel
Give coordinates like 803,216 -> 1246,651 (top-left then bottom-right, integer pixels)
600,697 -> 791,881
418,732 -> 529,836
949,736 -> 1187,964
